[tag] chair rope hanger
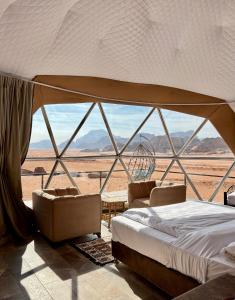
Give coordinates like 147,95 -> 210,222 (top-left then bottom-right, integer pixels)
127,134 -> 156,181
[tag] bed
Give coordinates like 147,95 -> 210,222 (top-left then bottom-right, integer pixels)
111,201 -> 235,297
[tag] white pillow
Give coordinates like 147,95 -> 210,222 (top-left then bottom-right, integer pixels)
227,191 -> 235,205
223,242 -> 235,261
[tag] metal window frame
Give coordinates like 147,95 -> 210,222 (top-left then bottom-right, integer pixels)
209,160 -> 235,202
98,103 -> 119,155
41,106 -> 59,157
157,108 -> 176,156
60,103 -> 96,157
24,102 -> 235,202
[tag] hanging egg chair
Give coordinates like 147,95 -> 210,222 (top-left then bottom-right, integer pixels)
128,135 -> 156,181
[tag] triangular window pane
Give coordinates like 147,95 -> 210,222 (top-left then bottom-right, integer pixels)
64,104 -> 115,157
162,161 -> 201,200
28,108 -> 55,157
161,109 -> 205,153
211,163 -> 235,203
44,103 -> 92,153
21,160 -> 55,200
151,159 -> 172,182
180,159 -> 232,201
102,103 -> 152,151
162,161 -> 185,185
103,160 -> 129,193
61,159 -> 115,194
124,110 -> 173,156
186,182 -> 201,201
182,121 -> 234,157
48,162 -> 74,189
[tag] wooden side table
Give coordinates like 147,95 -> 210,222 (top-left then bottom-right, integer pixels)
174,273 -> 235,300
102,191 -> 128,228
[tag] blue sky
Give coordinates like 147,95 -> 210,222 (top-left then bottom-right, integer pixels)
31,103 -> 219,144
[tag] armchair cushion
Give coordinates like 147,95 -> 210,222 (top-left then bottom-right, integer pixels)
129,197 -> 149,208
44,187 -> 79,197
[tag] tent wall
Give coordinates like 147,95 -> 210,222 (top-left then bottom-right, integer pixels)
33,75 -> 235,155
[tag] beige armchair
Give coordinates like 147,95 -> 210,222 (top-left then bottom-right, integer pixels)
32,187 -> 101,242
128,180 -> 186,208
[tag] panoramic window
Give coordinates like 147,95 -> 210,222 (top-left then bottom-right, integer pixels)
21,103 -> 235,203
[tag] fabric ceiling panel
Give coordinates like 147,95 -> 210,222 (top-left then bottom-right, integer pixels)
0,0 -> 235,109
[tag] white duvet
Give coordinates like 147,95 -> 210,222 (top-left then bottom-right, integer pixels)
223,242 -> 235,261
120,201 -> 235,283
122,201 -> 235,237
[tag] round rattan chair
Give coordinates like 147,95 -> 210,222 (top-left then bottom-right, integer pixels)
128,135 -> 156,181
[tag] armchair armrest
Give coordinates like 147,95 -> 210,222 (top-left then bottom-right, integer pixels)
32,190 -> 56,211
150,184 -> 186,207
32,190 -> 56,240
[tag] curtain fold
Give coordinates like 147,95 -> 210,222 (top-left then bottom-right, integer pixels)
0,75 -> 35,241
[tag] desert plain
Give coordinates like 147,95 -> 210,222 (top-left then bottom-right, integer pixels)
21,149 -> 235,203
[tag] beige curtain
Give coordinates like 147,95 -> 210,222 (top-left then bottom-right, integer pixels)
0,75 -> 35,241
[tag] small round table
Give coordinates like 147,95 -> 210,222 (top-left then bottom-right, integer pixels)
101,191 -> 128,228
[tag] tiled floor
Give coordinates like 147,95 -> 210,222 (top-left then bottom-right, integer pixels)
0,224 -> 170,300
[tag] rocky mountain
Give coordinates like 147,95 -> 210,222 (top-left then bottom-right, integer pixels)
125,131 -> 198,153
170,130 -> 194,138
29,129 -> 231,154
72,129 -> 127,150
186,137 -> 229,154
58,140 -> 76,149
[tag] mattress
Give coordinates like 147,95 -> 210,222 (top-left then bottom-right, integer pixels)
112,202 -> 235,283
112,215 -> 176,267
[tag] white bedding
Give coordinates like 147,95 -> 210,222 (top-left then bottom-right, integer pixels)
122,201 -> 235,237
112,201 -> 235,283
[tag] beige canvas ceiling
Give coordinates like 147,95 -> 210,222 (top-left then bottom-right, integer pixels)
0,0 -> 235,152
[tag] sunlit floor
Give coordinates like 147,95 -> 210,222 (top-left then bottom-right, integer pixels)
0,224 -> 169,300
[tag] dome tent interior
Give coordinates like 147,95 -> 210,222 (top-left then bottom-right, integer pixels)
0,0 -> 235,150
0,0 -> 234,227
1,1 -> 235,299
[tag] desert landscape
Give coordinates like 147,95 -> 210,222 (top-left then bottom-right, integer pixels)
22,124 -> 235,203
21,148 -> 235,203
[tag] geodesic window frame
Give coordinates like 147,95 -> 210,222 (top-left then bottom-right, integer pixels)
25,102 -> 235,202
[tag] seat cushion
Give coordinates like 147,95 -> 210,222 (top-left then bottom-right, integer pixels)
130,198 -> 150,208
43,187 -> 79,196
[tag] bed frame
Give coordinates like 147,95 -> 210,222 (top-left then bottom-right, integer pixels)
112,241 -> 199,297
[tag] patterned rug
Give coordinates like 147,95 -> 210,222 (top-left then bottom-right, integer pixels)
72,238 -> 114,266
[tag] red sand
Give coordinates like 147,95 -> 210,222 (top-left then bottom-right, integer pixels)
22,150 -> 235,202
